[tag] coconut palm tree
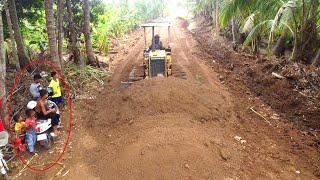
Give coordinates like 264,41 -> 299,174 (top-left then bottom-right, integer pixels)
4,2 -> 19,70
66,0 -> 82,66
83,0 -> 98,67
8,0 -> 30,70
57,0 -> 64,68
44,0 -> 61,69
195,0 -> 320,63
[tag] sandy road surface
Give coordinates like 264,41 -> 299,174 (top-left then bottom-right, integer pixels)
24,19 -> 320,180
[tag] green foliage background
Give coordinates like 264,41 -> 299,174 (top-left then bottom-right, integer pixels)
92,0 -> 167,55
2,0 -> 167,57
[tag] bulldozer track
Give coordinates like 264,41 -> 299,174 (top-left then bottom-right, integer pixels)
128,63 -> 187,85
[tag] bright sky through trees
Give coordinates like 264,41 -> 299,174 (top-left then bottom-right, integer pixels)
168,0 -> 188,18
103,0 -> 188,18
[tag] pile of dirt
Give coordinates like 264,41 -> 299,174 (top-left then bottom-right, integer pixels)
84,77 -> 233,129
191,20 -> 320,131
74,77 -> 241,179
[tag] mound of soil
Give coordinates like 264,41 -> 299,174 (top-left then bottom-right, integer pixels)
85,78 -> 233,129
74,77 -> 241,179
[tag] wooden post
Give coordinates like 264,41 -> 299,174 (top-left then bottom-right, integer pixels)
168,26 -> 171,46
152,26 -> 155,49
144,27 -> 147,49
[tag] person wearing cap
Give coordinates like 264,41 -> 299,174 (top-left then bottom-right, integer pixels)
29,73 -> 43,101
150,34 -> 164,50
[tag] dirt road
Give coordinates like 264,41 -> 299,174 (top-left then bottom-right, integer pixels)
25,19 -> 320,179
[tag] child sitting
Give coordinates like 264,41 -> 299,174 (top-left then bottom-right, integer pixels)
49,71 -> 63,106
25,109 -> 37,154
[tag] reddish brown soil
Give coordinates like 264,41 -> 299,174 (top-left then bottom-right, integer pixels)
191,21 -> 320,131
19,18 -> 320,179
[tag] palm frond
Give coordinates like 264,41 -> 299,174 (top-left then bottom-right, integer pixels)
243,20 -> 273,49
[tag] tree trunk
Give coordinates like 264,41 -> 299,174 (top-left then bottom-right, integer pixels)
312,49 -> 320,66
292,1 -> 319,63
0,11 -> 6,119
5,3 -> 19,71
8,0 -> 30,70
83,0 -> 98,67
44,0 -> 61,69
292,19 -> 318,63
273,33 -> 287,58
231,17 -> 239,51
57,0 -> 64,69
66,0 -> 82,66
215,0 -> 220,34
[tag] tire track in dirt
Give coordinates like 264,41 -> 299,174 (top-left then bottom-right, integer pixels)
171,23 -> 194,81
110,29 -> 149,86
110,45 -> 142,85
171,20 -> 232,108
172,21 -> 213,87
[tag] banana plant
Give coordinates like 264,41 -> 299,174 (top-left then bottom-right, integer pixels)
192,0 -> 320,63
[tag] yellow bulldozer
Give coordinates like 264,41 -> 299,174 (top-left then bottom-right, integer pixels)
126,22 -> 185,85
140,22 -> 173,78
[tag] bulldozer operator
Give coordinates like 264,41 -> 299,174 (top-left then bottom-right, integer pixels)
150,34 -> 164,50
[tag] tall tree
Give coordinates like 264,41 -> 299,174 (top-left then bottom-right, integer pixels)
215,0 -> 219,33
83,0 -> 98,66
8,0 -> 30,70
66,0 -> 82,66
4,2 -> 19,70
57,0 -> 64,68
44,0 -> 61,69
0,5 -> 6,119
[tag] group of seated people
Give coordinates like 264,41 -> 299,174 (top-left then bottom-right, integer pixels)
13,72 -> 63,154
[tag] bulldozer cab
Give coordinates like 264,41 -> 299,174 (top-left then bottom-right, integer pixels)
140,22 -> 172,78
